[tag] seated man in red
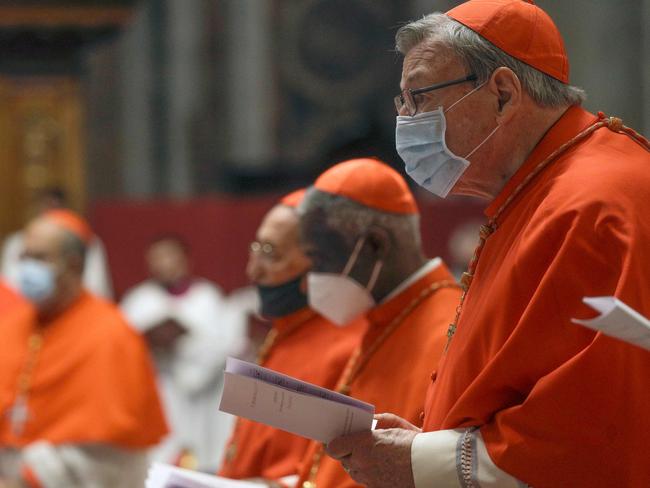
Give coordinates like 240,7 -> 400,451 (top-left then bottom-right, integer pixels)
325,2 -> 650,487
0,210 -> 167,487
218,190 -> 365,487
295,159 -> 461,488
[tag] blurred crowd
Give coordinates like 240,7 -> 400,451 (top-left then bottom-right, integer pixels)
0,187 -> 261,478
0,180 -> 478,482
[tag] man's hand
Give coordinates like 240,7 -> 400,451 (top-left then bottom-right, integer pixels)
325,413 -> 421,488
374,412 -> 422,431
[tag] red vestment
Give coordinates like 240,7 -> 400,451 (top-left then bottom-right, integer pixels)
218,307 -> 365,481
423,107 -> 650,487
0,281 -> 21,314
0,291 -> 168,448
296,262 -> 461,488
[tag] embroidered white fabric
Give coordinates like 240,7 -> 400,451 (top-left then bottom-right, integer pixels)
120,279 -> 248,470
411,429 -> 527,488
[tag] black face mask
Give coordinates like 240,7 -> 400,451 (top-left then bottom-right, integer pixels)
257,275 -> 308,319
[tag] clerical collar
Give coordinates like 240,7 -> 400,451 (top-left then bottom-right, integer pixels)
381,257 -> 442,304
162,277 -> 195,296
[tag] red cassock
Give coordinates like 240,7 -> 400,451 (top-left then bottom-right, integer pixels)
218,307 -> 365,481
0,281 -> 21,314
0,291 -> 168,448
296,262 -> 461,488
423,106 -> 650,487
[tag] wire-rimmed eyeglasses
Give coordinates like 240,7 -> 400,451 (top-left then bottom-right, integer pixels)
394,74 -> 478,116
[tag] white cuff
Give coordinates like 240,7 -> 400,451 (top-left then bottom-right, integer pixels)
411,429 -> 462,488
411,429 -> 527,488
22,442 -> 76,488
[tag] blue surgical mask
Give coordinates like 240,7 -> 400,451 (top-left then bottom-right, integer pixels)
18,259 -> 56,304
395,82 -> 499,198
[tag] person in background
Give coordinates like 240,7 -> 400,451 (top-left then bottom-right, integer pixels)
220,284 -> 262,364
0,209 -> 167,488
1,187 -> 113,300
120,235 -> 244,472
325,1 -> 650,487
294,158 -> 461,488
218,189 -> 365,488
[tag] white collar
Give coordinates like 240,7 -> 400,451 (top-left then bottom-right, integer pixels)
381,257 -> 442,304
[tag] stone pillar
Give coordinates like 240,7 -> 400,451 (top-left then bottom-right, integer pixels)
224,0 -> 276,167
119,3 -> 156,197
165,0 -> 209,196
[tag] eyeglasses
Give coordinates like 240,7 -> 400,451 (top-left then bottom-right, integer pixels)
394,74 -> 478,116
249,241 -> 279,262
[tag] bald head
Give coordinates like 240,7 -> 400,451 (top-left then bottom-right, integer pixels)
246,204 -> 311,286
23,217 -> 86,273
20,216 -> 86,315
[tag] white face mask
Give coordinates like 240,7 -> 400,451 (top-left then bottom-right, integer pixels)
395,82 -> 499,198
307,237 -> 383,326
18,258 -> 56,305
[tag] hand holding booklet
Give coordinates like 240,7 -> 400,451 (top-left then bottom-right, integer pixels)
219,357 -> 375,443
146,463 -> 265,488
572,296 -> 650,351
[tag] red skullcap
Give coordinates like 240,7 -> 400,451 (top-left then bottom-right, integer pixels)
42,209 -> 93,245
280,188 -> 307,208
447,0 -> 569,83
314,158 -> 418,215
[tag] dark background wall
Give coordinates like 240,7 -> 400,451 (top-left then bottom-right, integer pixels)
2,0 -> 647,296
81,0 -> 650,200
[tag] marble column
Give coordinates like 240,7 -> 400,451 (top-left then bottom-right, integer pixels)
119,2 -> 156,197
224,0 -> 277,168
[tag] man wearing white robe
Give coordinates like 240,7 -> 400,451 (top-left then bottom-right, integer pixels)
121,235 -> 246,471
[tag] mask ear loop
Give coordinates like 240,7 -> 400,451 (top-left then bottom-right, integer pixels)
444,80 -> 487,114
366,259 -> 384,293
441,78 -> 500,160
465,124 -> 500,159
342,236 -> 365,276
342,236 -> 383,293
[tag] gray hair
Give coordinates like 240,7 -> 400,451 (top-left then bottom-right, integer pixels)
300,187 -> 422,250
396,13 -> 586,107
60,229 -> 87,270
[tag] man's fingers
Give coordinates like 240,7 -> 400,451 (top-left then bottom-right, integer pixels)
325,435 -> 353,459
326,430 -> 370,459
374,412 -> 420,431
